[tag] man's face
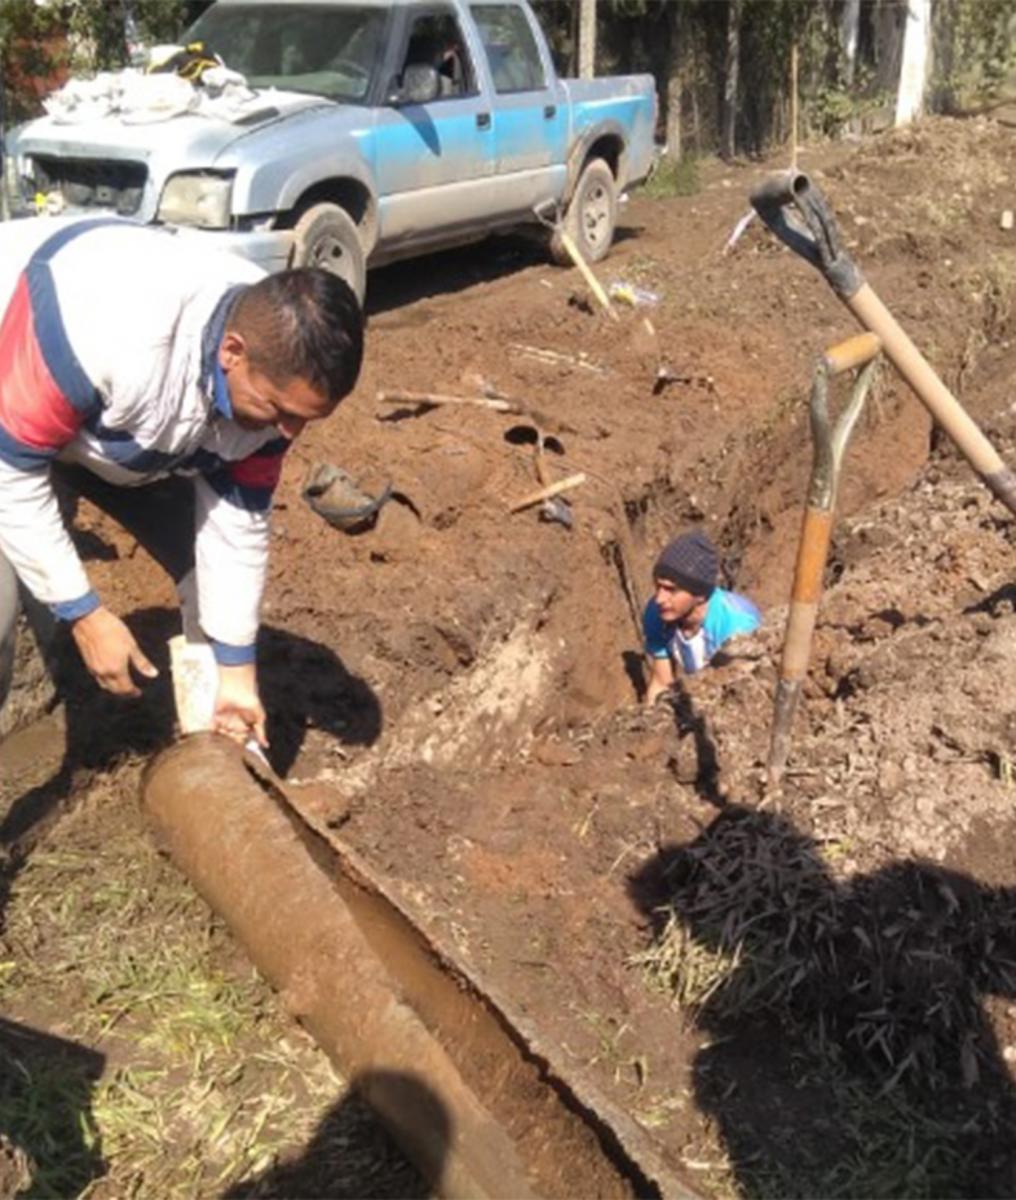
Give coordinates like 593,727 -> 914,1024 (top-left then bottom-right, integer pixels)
219,331 -> 333,439
653,578 -> 705,625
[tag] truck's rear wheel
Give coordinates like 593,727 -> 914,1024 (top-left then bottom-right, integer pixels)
291,202 -> 366,306
550,157 -> 617,266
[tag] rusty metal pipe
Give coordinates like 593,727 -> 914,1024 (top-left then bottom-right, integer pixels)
768,347 -> 880,784
750,172 -> 1016,517
143,735 -> 697,1200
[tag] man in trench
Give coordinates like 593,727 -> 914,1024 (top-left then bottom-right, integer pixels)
643,529 -> 761,705
0,218 -> 363,746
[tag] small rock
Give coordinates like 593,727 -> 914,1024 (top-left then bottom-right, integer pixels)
532,739 -> 581,767
1001,210 -> 1014,231
668,738 -> 701,785
915,793 -> 937,820
626,732 -> 667,762
878,759 -> 904,797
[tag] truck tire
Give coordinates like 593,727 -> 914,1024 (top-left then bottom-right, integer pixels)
291,202 -> 366,306
550,157 -> 617,266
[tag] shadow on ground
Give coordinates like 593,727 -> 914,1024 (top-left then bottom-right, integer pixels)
364,223 -> 643,318
0,1019 -> 105,1197
223,1070 -> 436,1199
0,609 -> 382,857
0,608 -> 386,1197
629,804 -> 1016,1198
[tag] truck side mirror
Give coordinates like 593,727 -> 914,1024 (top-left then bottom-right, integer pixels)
389,64 -> 440,106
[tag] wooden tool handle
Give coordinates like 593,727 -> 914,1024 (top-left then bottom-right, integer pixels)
822,332 -> 881,376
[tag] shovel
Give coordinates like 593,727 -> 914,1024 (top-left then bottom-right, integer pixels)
767,333 -> 881,785
750,171 -> 1016,516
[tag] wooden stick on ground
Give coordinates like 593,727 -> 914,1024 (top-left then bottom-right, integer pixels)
509,473 -> 587,513
378,390 -> 517,413
555,230 -> 620,322
509,343 -> 608,375
377,389 -> 578,436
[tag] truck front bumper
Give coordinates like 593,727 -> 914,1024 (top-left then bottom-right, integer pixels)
170,227 -> 295,275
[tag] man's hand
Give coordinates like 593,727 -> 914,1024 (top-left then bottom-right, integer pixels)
644,656 -> 675,707
214,662 -> 268,747
71,605 -> 158,697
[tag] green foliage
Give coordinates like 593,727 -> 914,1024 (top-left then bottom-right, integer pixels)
566,0 -> 1016,156
642,153 -> 700,200
933,0 -> 1016,108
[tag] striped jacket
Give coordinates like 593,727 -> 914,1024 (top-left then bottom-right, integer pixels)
0,217 -> 287,664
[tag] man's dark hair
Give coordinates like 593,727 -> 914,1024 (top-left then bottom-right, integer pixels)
228,269 -> 364,404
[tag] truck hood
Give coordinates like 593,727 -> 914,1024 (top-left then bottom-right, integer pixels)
12,89 -> 331,164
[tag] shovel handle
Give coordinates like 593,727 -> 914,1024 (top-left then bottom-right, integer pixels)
752,174 -> 1016,517
822,332 -> 881,377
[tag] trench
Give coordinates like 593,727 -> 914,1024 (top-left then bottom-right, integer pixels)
142,736 -> 697,1199
0,338 -> 948,1196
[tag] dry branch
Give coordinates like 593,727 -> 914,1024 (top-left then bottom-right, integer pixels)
554,230 -> 620,322
378,389 -> 516,413
509,473 -> 587,512
376,389 -> 577,435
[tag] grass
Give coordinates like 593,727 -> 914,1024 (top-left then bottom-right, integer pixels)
0,759 -> 422,1198
642,154 -> 701,200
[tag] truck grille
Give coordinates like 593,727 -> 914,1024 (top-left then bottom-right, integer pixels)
32,155 -> 147,215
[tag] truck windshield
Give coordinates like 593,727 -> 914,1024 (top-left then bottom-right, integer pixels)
184,4 -> 388,102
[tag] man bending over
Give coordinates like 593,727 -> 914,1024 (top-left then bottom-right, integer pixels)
0,218 -> 363,746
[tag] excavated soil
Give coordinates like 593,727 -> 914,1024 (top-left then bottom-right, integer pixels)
4,116 -> 1016,1195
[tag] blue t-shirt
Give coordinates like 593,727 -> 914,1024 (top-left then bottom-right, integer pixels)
643,588 -> 761,674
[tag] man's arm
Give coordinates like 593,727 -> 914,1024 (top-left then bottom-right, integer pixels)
645,654 -> 675,706
192,441 -> 287,745
0,451 -> 156,697
641,597 -> 676,704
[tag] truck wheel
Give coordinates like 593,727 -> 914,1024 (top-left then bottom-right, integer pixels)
550,157 -> 617,266
291,202 -> 366,306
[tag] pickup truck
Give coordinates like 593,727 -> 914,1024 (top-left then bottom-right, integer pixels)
2,0 -> 657,301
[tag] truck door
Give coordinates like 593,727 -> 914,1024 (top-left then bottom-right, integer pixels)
373,3 -> 498,248
468,2 -> 568,216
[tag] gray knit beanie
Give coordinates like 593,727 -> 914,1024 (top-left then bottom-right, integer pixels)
653,530 -> 719,599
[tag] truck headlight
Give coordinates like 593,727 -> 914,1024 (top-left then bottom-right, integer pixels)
157,171 -> 233,229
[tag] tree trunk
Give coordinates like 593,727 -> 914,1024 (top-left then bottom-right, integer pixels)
932,0 -> 957,113
664,1 -> 684,159
874,0 -> 905,96
840,0 -> 861,85
895,0 -> 932,125
578,0 -> 596,80
721,0 -> 742,160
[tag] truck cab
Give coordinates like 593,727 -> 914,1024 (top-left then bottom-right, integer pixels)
3,1 -> 657,301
